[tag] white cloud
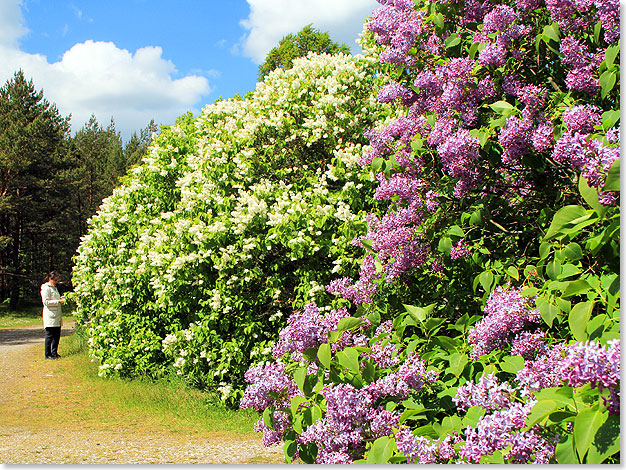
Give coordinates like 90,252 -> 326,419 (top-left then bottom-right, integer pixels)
0,1 -> 211,139
239,0 -> 379,63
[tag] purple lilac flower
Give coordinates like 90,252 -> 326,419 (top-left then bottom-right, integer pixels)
565,66 -> 599,94
253,411 -> 291,446
377,81 -> 417,105
510,330 -> 547,359
453,374 -> 516,412
450,238 -> 471,259
552,131 -> 619,200
468,286 -> 540,360
478,42 -> 508,67
563,104 -> 601,133
395,427 -> 461,463
299,382 -> 401,463
498,116 -> 533,165
437,128 -> 481,197
532,122 -> 554,151
516,342 -> 569,392
240,362 -> 300,411
459,400 -> 556,463
272,303 -> 351,360
518,85 -> 547,115
561,339 -> 620,414
368,320 -> 401,368
483,5 -> 518,33
366,352 -> 439,400
560,36 -> 591,68
594,0 -> 620,42
368,0 -> 426,66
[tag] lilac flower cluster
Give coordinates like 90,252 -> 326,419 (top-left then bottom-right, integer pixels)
547,0 -> 620,43
552,107 -> 619,204
459,401 -> 556,463
450,238 -> 471,260
395,427 -> 460,463
365,352 -> 439,400
368,0 -> 427,66
468,286 -> 540,360
510,330 -> 547,359
561,339 -> 620,414
253,411 -> 291,447
453,374 -> 516,412
240,362 -> 300,412
272,303 -> 352,360
368,320 -> 401,368
299,382 -> 400,464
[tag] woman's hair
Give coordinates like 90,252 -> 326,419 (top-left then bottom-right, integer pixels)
45,271 -> 60,282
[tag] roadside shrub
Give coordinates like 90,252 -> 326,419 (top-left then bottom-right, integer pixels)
70,52 -> 389,403
241,0 -> 620,464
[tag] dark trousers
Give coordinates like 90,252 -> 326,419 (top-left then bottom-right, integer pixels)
44,327 -> 61,358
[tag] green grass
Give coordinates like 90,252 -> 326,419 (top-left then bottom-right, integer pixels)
62,331 -> 260,436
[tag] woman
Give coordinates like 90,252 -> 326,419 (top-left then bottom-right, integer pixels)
41,271 -> 65,359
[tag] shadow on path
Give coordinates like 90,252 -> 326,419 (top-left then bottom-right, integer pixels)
0,324 -> 75,348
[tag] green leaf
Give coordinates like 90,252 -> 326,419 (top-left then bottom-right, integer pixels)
544,205 -> 588,240
542,22 -> 560,43
284,439 -> 298,462
438,236 -> 452,255
568,301 -> 594,341
447,352 -> 468,376
403,303 -> 435,322
317,342 -> 331,369
445,34 -> 461,48
546,259 -> 561,280
556,434 -> 578,464
562,242 -> 583,261
562,279 -> 591,298
263,407 -> 275,429
337,347 -> 361,374
599,70 -> 617,99
578,176 -> 608,217
525,400 -> 558,428
537,296 -> 558,327
366,436 -> 397,464
489,100 -> 515,116
294,366 -> 307,392
505,266 -> 519,280
586,414 -> 620,463
558,263 -> 581,280
462,406 -> 486,427
335,317 -> 363,334
603,158 -> 620,192
604,42 -> 619,68
290,396 -> 307,417
448,225 -> 465,238
479,271 -> 494,292
601,109 -> 620,131
539,242 -> 551,259
574,406 -> 607,461
500,355 -> 525,374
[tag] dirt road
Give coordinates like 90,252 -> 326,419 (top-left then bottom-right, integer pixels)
0,323 -> 283,464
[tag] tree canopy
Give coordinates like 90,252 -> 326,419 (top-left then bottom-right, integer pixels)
257,24 -> 351,80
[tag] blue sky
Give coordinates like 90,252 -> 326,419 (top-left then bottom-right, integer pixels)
1,0 -> 378,140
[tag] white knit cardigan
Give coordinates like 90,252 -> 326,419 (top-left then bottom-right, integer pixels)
41,282 -> 63,328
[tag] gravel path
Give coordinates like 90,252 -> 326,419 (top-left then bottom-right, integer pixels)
0,323 -> 284,464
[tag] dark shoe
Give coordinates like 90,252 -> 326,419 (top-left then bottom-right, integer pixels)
52,355 -> 61,359
45,356 -> 54,360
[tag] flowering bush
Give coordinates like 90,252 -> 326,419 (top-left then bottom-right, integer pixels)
70,51 -> 391,401
241,0 -> 619,464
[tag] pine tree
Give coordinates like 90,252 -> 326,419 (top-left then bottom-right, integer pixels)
0,70 -> 70,307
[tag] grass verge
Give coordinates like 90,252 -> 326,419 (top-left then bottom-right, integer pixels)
2,328 -> 262,440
